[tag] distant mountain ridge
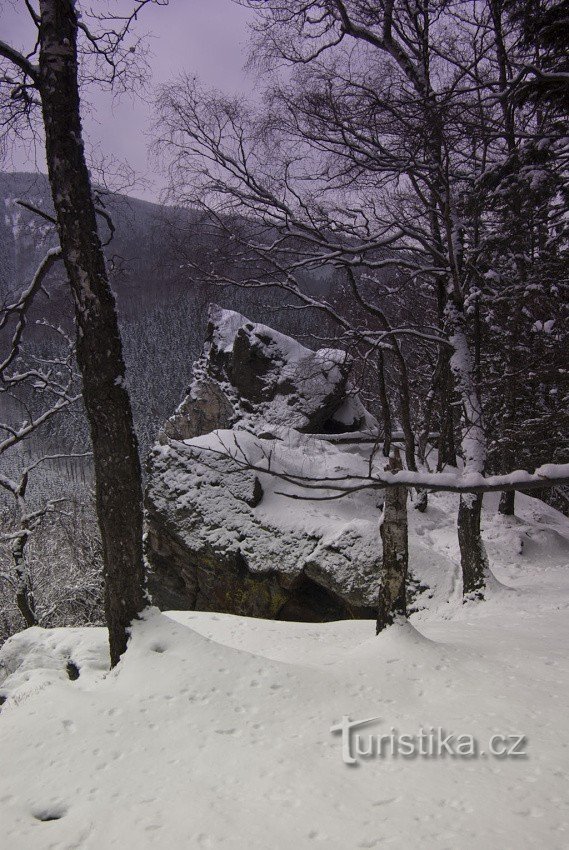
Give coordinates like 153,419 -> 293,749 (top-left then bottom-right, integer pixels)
0,171 -> 337,321
0,171 -> 197,317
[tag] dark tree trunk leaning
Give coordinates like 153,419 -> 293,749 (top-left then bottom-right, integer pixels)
377,450 -> 409,633
38,0 -> 146,666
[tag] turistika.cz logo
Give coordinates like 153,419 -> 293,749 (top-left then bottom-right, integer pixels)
330,716 -> 528,765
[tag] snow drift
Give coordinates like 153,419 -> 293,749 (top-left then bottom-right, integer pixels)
1,492 -> 568,849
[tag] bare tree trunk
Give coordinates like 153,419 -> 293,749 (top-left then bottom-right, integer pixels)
418,350 -> 456,472
489,0 -> 524,522
393,354 -> 427,511
38,0 -> 145,666
497,355 -> 518,517
13,532 -> 38,628
436,279 -> 457,470
377,350 -> 392,458
438,349 -> 457,469
499,489 -> 515,516
457,494 -> 488,598
377,449 -> 408,633
445,301 -> 490,600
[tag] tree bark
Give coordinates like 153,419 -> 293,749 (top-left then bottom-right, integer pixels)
499,489 -> 515,516
437,348 -> 457,469
38,0 -> 145,666
436,279 -> 457,470
457,494 -> 488,598
489,0 -> 524,524
13,532 -> 38,628
445,301 -> 490,600
377,350 -> 392,459
377,449 -> 408,633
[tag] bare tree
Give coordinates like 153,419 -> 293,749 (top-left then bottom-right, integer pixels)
0,291 -> 81,626
0,1 -> 167,664
0,454 -> 89,628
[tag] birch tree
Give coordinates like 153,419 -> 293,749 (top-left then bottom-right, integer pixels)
0,0 -> 166,665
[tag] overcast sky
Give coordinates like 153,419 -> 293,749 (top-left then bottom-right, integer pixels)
1,0 -> 257,201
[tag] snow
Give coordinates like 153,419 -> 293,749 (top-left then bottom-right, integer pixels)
1,492 -> 569,848
210,305 -> 247,355
258,345 -> 346,429
327,393 -> 377,431
211,305 -> 330,370
446,304 -> 486,476
151,428 -> 569,564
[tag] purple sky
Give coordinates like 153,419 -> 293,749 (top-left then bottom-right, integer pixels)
1,0 -> 257,201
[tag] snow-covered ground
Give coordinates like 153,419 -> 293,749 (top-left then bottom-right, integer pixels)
1,491 -> 568,849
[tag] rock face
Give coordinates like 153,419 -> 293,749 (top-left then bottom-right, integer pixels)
146,306 -> 380,621
161,304 -> 376,440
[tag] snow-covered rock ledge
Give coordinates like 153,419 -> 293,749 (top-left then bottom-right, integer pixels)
146,429 -> 381,619
160,303 -> 377,441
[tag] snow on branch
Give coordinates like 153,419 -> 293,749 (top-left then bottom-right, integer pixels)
189,432 -> 569,500
0,247 -> 63,377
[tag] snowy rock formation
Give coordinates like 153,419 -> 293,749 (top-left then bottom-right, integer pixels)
161,304 -> 376,440
145,306 -> 381,620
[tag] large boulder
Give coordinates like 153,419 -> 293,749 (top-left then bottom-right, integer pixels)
161,304 -> 376,440
146,305 -> 380,621
146,430 -> 381,620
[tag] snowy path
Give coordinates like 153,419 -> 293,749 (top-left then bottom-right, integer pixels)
0,492 -> 568,849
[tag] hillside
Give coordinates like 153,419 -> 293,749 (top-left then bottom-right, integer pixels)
0,171 -> 200,313
0,172 -> 338,316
